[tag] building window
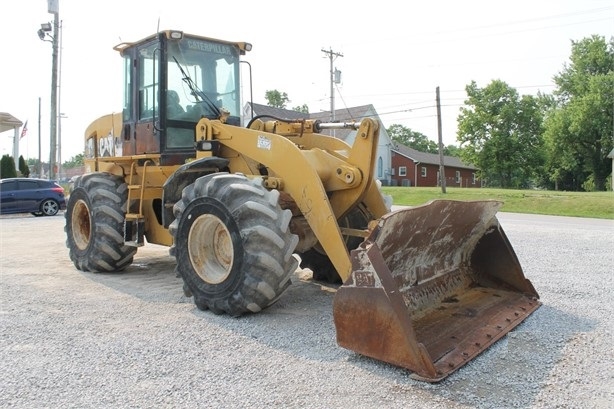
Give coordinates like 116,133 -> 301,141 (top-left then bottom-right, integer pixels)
377,157 -> 383,178
455,171 -> 461,183
421,167 -> 427,177
472,173 -> 476,185
399,166 -> 407,177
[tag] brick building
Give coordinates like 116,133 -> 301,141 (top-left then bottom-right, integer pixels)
391,143 -> 480,188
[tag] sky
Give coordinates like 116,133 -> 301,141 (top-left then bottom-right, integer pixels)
1,0 -> 612,164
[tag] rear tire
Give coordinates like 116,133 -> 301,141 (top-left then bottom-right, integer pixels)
170,173 -> 299,316
64,173 -> 137,272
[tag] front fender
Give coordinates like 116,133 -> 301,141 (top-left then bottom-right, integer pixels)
161,156 -> 229,227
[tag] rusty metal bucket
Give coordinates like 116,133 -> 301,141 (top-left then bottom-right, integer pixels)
333,200 -> 540,382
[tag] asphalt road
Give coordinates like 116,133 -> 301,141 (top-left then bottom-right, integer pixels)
0,211 -> 612,408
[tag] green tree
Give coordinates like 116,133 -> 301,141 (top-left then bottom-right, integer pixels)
543,35 -> 614,191
63,154 -> 84,168
387,124 -> 439,153
457,80 -> 545,188
0,155 -> 17,179
18,155 -> 30,177
444,144 -> 462,157
292,104 -> 309,114
265,90 -> 290,109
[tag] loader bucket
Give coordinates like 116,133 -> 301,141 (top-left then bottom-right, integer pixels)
333,200 -> 540,382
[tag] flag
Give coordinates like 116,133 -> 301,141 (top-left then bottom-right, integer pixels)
20,120 -> 28,139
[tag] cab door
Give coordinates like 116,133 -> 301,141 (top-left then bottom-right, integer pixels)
122,39 -> 160,155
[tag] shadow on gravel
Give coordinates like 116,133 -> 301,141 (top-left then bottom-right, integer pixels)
183,269 -> 347,360
78,247 -> 187,304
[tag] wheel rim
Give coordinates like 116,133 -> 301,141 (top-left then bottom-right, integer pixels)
188,213 -> 233,284
72,199 -> 91,250
43,200 -> 58,215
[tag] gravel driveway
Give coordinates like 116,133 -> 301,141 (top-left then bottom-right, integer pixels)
0,211 -> 612,408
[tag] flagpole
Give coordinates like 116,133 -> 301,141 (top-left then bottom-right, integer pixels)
12,123 -> 19,168
22,120 -> 29,162
38,97 -> 43,177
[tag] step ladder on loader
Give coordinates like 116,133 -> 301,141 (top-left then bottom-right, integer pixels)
124,161 -> 149,247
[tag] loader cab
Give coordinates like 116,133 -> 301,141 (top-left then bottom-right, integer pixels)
115,30 -> 251,165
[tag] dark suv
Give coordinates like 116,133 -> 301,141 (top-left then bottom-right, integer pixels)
0,178 -> 66,216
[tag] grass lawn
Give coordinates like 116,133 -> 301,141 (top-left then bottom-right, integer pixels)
61,182 -> 613,220
382,186 -> 614,220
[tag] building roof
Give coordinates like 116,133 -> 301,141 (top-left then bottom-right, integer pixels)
0,112 -> 23,133
608,148 -> 614,159
246,102 -> 308,122
308,104 -> 376,122
392,143 -> 477,170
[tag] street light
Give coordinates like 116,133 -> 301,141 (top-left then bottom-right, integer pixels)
37,23 -> 52,41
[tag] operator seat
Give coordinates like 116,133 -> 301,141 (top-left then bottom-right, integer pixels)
167,90 -> 185,119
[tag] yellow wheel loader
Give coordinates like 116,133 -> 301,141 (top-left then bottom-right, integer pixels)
64,30 -> 540,382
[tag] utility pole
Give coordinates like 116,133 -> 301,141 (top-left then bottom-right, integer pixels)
321,48 -> 343,121
38,1 -> 60,179
436,86 -> 446,194
49,5 -> 60,180
57,20 -> 64,180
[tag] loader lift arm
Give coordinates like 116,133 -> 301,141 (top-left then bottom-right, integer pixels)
198,116 -> 387,282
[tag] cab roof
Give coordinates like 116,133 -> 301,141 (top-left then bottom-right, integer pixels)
113,30 -> 251,56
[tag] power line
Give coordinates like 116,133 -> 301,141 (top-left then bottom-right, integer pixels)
339,7 -> 613,50
329,82 -> 557,104
426,7 -> 613,37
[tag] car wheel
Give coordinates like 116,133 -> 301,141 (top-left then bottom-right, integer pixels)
31,212 -> 44,217
41,199 -> 60,216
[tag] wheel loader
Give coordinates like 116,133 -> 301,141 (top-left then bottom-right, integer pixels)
65,30 -> 540,382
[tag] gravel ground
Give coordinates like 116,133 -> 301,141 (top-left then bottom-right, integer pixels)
0,211 -> 612,409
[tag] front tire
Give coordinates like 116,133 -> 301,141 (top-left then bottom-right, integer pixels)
299,205 -> 372,284
64,173 -> 137,272
170,173 -> 299,316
